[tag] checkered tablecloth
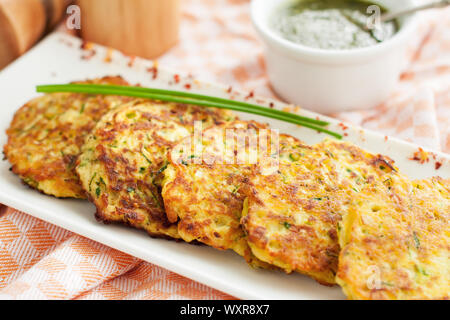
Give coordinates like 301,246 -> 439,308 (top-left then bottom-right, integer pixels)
1,0 -> 449,299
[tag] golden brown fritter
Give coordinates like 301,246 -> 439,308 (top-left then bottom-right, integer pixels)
336,177 -> 449,300
76,100 -> 235,239
242,139 -> 407,285
4,76 -> 133,198
161,121 -> 282,267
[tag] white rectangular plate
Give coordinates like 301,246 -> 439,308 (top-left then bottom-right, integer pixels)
0,33 -> 448,300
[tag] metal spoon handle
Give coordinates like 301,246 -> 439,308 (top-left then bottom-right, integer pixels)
380,0 -> 450,22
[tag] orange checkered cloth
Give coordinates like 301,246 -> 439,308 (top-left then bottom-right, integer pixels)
1,0 -> 449,299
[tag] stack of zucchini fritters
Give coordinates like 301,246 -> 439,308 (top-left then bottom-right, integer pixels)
4,77 -> 449,300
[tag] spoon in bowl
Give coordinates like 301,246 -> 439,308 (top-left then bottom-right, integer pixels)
378,0 -> 449,24
359,0 -> 450,42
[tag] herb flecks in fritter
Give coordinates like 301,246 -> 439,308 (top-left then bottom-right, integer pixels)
76,100 -> 235,239
336,177 -> 449,300
4,76 -> 133,198
242,139 -> 408,285
162,121 -> 281,268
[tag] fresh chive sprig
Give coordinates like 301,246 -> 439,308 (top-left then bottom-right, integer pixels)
36,84 -> 342,139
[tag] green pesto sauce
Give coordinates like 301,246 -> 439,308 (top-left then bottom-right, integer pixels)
272,0 -> 398,50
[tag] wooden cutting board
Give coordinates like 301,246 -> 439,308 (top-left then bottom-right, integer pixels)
0,0 -> 70,69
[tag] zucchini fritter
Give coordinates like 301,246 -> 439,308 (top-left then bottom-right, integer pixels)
76,100 -> 235,239
336,177 -> 449,300
4,76 -> 132,198
242,139 -> 406,285
161,121 -> 281,266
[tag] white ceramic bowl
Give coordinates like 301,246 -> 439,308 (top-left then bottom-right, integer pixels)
251,0 -> 419,114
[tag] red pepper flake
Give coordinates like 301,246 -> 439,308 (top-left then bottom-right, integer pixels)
269,102 -> 275,108
410,148 -> 429,164
128,56 -> 136,67
80,41 -> 94,51
147,63 -> 158,80
81,50 -> 96,60
384,136 -> 389,142
80,41 -> 96,60
400,71 -> 415,81
344,133 -> 349,137
174,74 -> 180,84
245,91 -> 254,100
184,84 -> 191,90
338,122 -> 349,131
227,86 -> 233,94
104,49 -> 113,63
435,162 -> 442,170
59,38 -> 74,47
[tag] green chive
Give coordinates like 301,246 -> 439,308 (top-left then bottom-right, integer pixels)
36,84 -> 342,139
415,264 -> 429,276
157,163 -> 168,174
126,112 -> 136,119
89,173 -> 97,192
141,151 -> 152,165
99,177 -> 106,187
413,232 -> 420,249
